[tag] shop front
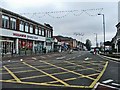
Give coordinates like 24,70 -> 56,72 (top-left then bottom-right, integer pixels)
46,37 -> 54,53
1,28 -> 46,57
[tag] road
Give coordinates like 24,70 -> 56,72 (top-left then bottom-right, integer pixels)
0,51 -> 120,90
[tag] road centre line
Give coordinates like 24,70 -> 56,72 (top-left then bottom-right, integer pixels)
39,60 -> 95,80
89,61 -> 108,88
64,61 -> 101,72
3,66 -> 21,82
0,79 -> 90,88
22,62 -> 70,86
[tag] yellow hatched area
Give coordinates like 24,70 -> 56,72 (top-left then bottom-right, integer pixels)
0,60 -> 108,88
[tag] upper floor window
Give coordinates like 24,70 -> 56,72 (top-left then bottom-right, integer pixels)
19,21 -> 24,31
10,18 -> 16,30
25,23 -> 29,32
42,28 -> 44,36
35,27 -> 38,35
46,30 -> 48,37
49,31 -> 51,38
2,15 -> 9,28
30,25 -> 33,33
39,28 -> 42,35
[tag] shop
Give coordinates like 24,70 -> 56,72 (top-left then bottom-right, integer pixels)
0,28 -> 46,56
45,37 -> 54,53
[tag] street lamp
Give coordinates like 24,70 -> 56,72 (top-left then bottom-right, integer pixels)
94,33 -> 98,47
98,13 -> 105,53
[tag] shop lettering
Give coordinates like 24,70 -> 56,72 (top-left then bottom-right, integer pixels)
27,35 -> 38,39
13,33 -> 26,37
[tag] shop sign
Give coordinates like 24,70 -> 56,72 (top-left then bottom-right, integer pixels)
46,37 -> 53,42
27,35 -> 38,39
13,33 -> 26,38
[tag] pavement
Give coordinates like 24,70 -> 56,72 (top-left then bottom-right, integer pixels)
0,51 -> 120,90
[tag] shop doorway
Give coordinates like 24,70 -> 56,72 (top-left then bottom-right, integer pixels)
1,40 -> 14,57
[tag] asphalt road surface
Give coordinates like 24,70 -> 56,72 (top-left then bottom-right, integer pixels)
0,51 -> 120,90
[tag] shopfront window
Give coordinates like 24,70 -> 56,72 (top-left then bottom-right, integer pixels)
19,21 -> 24,31
2,15 -> 9,28
30,25 -> 33,33
25,23 -> 29,32
35,27 -> 38,35
10,18 -> 16,30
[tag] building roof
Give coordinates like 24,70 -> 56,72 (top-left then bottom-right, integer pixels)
53,36 -> 73,42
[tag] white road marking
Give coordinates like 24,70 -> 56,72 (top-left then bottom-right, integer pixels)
32,57 -> 37,60
102,79 -> 113,84
111,83 -> 120,87
98,54 -> 120,63
40,56 -> 46,59
93,82 -> 118,90
20,59 -> 23,61
84,57 -> 92,60
8,60 -> 10,62
56,56 -> 66,60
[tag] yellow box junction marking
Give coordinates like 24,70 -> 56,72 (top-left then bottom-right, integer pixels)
0,79 -> 90,88
43,73 -> 100,84
64,61 -> 101,72
39,60 -> 95,80
3,66 -> 21,82
8,71 -> 69,81
0,61 -> 108,88
22,62 -> 70,86
89,61 -> 108,88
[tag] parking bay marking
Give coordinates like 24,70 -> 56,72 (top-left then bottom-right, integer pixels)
39,60 -> 95,81
22,62 -> 70,86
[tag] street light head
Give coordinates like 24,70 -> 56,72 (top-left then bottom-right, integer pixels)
98,13 -> 101,15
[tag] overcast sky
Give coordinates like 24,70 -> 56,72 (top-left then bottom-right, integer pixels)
0,0 -> 119,46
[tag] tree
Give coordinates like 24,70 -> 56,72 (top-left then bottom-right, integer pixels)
85,39 -> 92,51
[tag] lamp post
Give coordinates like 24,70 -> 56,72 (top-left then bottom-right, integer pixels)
98,13 -> 105,53
94,33 -> 98,47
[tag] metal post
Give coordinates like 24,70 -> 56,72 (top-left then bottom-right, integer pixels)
94,33 -> 98,47
103,14 -> 105,54
98,14 -> 105,53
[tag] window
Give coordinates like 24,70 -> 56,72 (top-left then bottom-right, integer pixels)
49,31 -> 51,37
35,27 -> 38,35
47,30 -> 49,37
25,23 -> 29,32
10,18 -> 16,30
39,28 -> 41,35
42,28 -> 44,36
2,15 -> 9,28
19,21 -> 24,31
30,25 -> 33,33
